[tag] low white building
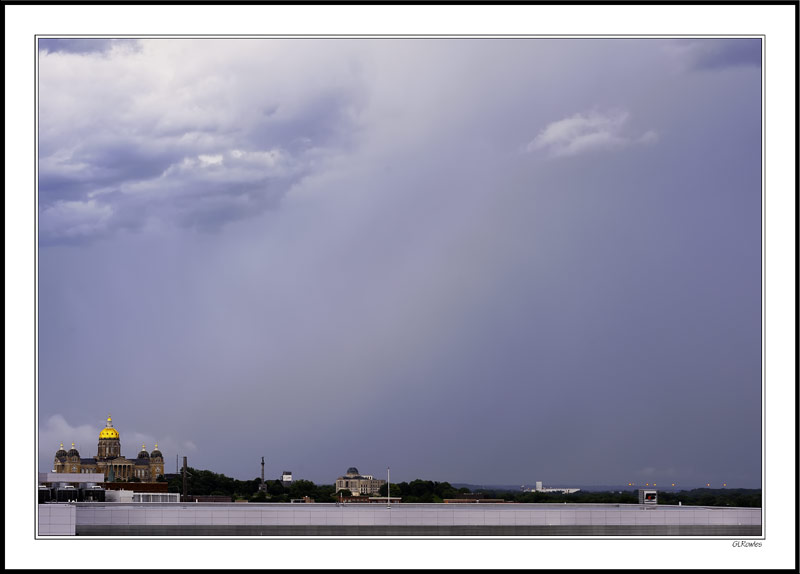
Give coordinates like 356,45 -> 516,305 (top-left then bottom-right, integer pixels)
523,481 -> 580,494
133,492 -> 180,503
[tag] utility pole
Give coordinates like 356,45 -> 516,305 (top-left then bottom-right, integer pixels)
182,456 -> 188,501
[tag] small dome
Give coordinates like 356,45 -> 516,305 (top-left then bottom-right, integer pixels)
67,442 -> 80,457
137,444 -> 150,459
346,467 -> 359,475
55,442 -> 67,458
150,444 -> 162,458
99,415 -> 120,440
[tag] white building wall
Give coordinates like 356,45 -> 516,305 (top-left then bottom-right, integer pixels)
74,503 -> 762,529
38,504 -> 76,536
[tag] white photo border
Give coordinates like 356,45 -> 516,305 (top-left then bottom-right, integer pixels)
5,3 -> 796,570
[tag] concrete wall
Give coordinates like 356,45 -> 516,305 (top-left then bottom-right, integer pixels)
71,503 -> 762,537
38,504 -> 76,536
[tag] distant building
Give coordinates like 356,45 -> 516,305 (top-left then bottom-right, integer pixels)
443,498 -> 511,503
339,496 -> 401,504
52,415 -> 164,482
184,495 -> 231,503
103,481 -> 168,493
335,467 -> 386,496
281,471 -> 293,487
454,492 -> 487,499
522,481 -> 580,494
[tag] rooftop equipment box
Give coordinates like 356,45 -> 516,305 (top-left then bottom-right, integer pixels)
638,489 -> 658,504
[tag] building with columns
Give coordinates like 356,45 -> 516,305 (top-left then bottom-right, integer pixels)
335,467 -> 386,496
53,416 -> 165,482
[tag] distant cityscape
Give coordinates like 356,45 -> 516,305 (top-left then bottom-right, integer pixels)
39,415 -> 762,537
49,415 -> 745,491
46,416 -> 754,502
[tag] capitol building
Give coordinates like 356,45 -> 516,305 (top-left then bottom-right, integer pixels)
52,416 -> 164,482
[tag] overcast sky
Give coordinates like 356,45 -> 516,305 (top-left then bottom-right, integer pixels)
37,38 -> 762,487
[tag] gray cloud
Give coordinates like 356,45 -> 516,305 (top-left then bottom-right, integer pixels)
38,38 -> 140,55
664,39 -> 761,72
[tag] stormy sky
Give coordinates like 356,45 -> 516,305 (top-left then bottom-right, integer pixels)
36,38 -> 762,487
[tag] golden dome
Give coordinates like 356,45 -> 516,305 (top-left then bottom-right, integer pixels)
99,415 -> 120,439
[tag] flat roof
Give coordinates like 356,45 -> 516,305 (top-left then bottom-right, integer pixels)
39,472 -> 105,483
72,501 -> 761,513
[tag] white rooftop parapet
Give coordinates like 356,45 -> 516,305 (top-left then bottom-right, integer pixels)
39,472 -> 106,484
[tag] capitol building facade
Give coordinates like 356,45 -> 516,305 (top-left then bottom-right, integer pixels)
52,416 -> 165,482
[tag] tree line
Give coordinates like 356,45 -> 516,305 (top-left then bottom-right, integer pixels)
165,469 -> 760,507
469,487 -> 760,507
378,479 -> 468,502
655,488 -> 761,508
165,468 -> 337,502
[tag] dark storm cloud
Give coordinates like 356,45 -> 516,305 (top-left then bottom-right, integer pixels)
39,150 -> 306,244
38,40 -> 367,243
666,38 -> 761,71
38,138 -> 181,202
38,38 -> 140,55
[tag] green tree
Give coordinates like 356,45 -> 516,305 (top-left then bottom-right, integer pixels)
289,479 -> 317,500
435,482 -> 458,500
315,484 -> 337,502
266,480 -> 285,497
250,491 -> 267,502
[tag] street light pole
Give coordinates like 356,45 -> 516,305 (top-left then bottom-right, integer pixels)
387,466 -> 390,509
